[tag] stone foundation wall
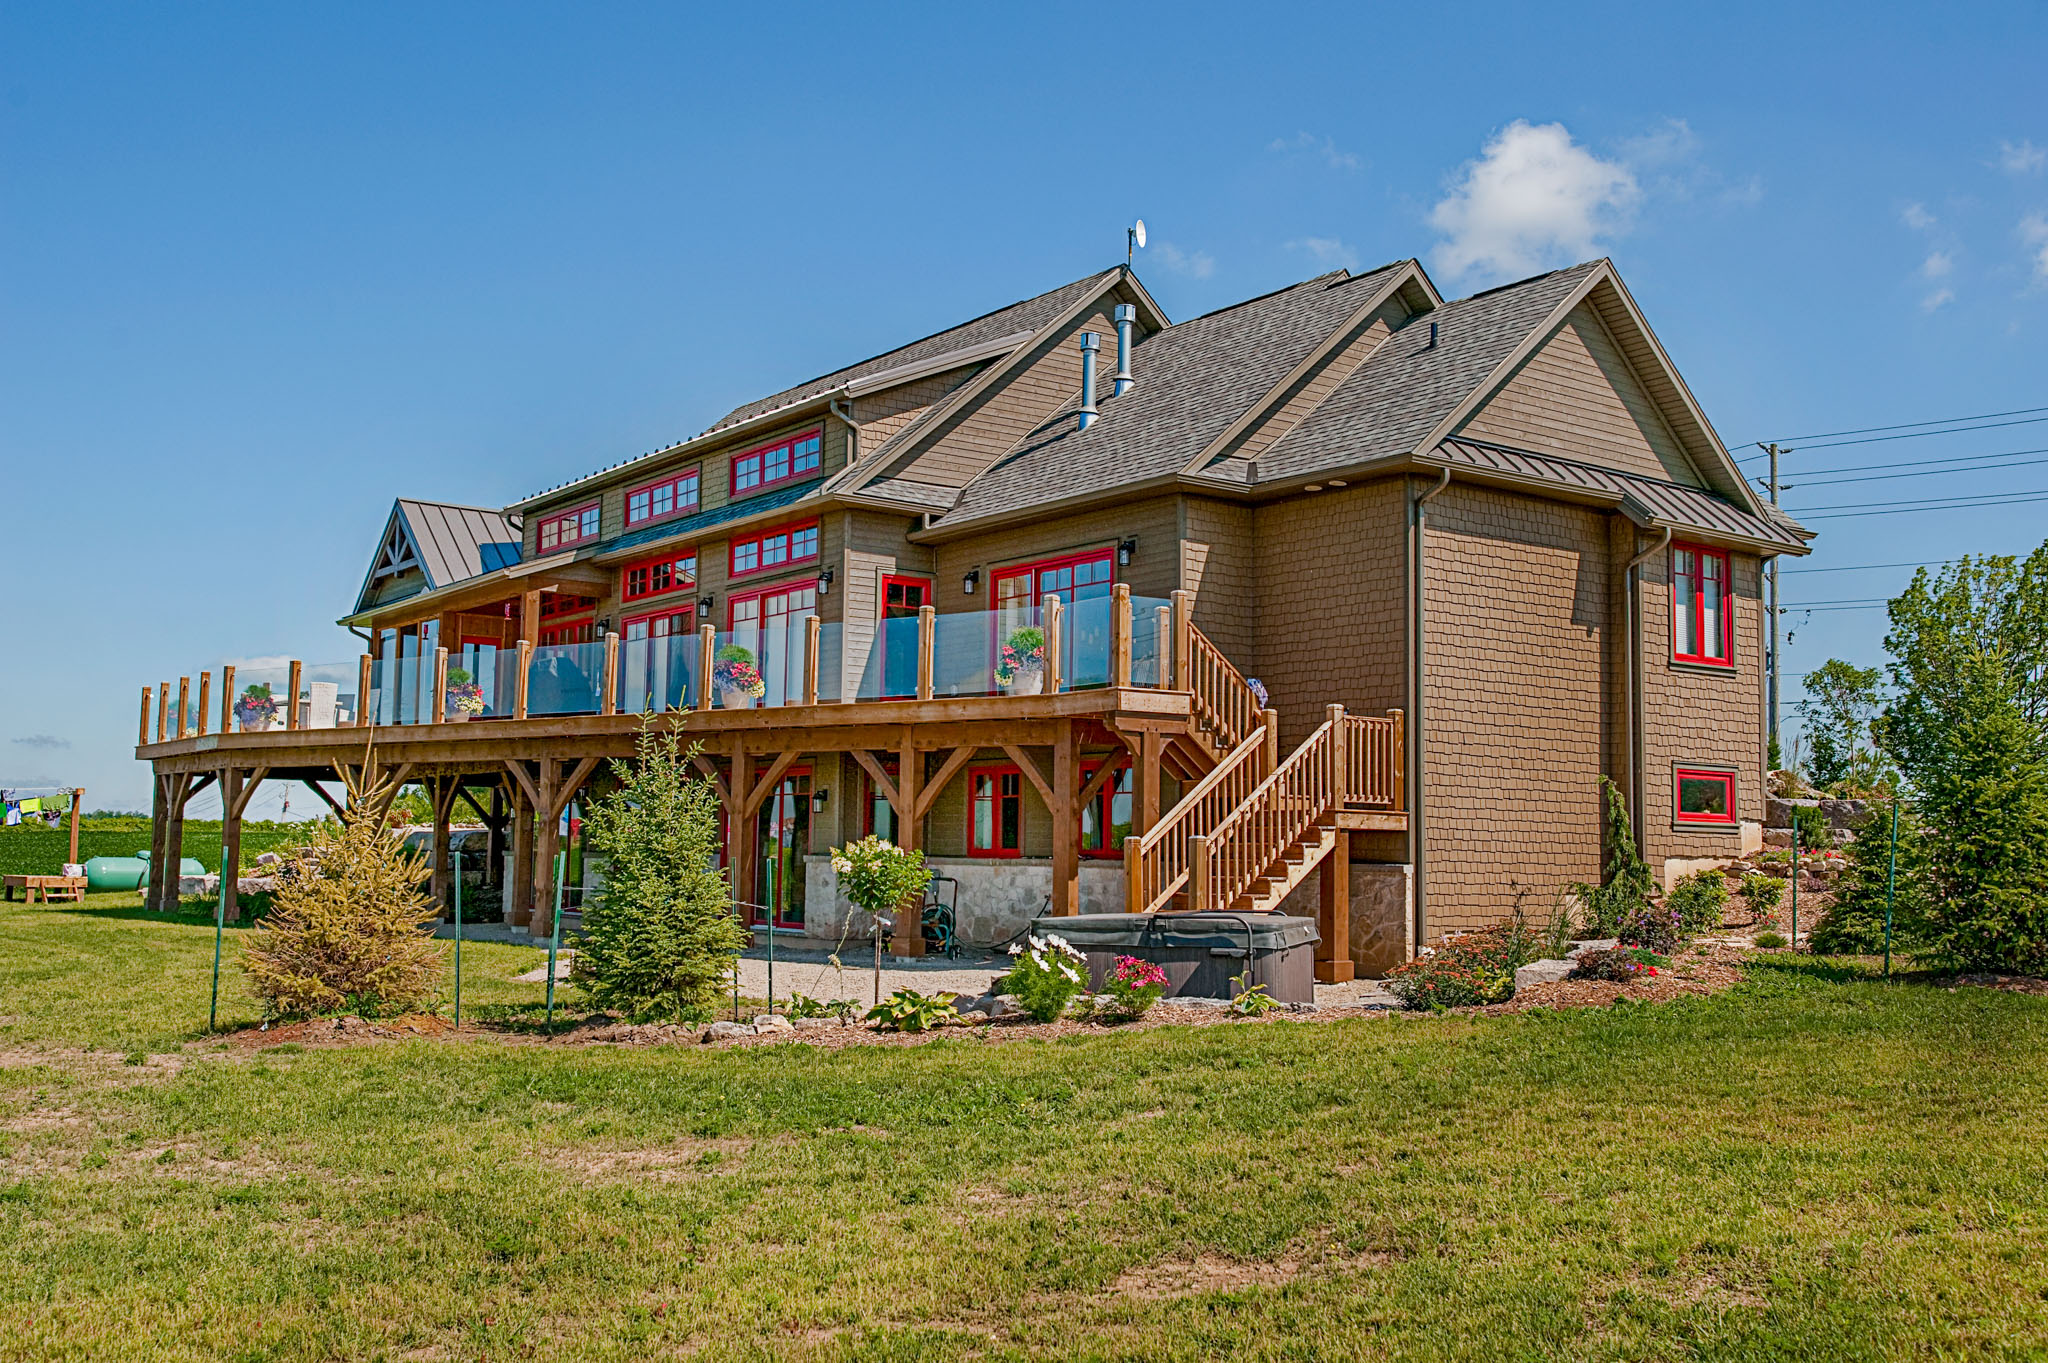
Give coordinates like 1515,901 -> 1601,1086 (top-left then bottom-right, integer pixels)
802,856 -> 1126,949
1274,860 -> 1414,977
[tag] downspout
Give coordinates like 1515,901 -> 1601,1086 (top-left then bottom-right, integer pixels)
1408,465 -> 1451,955
829,395 -> 858,465
1624,525 -> 1673,853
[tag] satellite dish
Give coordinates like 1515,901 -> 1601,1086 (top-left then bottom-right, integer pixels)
1133,219 -> 1147,249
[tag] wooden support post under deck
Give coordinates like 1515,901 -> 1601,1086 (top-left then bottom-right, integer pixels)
176,677 -> 190,740
67,789 -> 81,867
486,785 -> 506,886
220,665 -> 236,733
729,744 -> 758,921
1134,729 -> 1162,835
916,605 -> 935,702
147,774 -> 169,912
514,641 -> 533,720
196,672 -> 211,737
601,632 -> 620,716
1049,723 -> 1079,916
1044,595 -> 1063,694
162,773 -> 190,910
1316,829 -> 1354,982
696,625 -> 716,712
892,739 -> 924,955
356,655 -> 373,727
430,776 -> 459,917
532,762 -> 559,938
286,661 -> 303,730
139,687 -> 152,748
221,765 -> 268,925
1110,584 -> 1132,689
508,772 -> 535,932
430,649 -> 448,725
802,616 -> 821,706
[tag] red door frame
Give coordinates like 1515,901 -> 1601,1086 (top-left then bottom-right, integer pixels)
880,574 -> 931,695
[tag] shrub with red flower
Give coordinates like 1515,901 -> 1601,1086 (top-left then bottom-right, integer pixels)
1385,918 -> 1538,1010
1093,953 -> 1168,1022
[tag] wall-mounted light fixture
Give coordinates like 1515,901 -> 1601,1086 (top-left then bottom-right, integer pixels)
1117,537 -> 1138,567
810,787 -> 829,814
697,596 -> 715,618
962,568 -> 981,596
815,567 -> 835,596
596,616 -> 614,634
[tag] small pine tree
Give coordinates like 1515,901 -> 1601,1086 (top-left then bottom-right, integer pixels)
1915,652 -> 2048,975
1809,803 -> 1929,956
572,724 -> 749,1022
1572,777 -> 1656,938
242,760 -> 445,1017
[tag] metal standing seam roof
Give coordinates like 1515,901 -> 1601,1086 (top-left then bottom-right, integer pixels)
1433,438 -> 1810,549
394,500 -> 524,585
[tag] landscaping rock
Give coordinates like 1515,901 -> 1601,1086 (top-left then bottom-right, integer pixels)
1567,939 -> 1619,957
750,1014 -> 794,1034
704,1021 -> 756,1042
1766,796 -> 1872,830
791,1017 -> 839,1031
1161,996 -> 1231,1010
983,993 -> 1024,1020
1514,958 -> 1576,989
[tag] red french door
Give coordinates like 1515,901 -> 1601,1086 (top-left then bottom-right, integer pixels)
881,575 -> 930,696
992,548 -> 1115,686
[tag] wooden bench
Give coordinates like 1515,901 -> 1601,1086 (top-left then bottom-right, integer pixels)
2,874 -> 88,904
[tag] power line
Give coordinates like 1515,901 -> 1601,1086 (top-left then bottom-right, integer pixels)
1774,453 -> 2048,489
1738,414 -> 2048,461
1762,444 -> 2048,484
1737,404 -> 2048,448
1798,489 -> 2048,520
1781,559 -> 1960,574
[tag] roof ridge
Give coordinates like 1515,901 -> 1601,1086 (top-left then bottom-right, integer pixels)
1170,263 -> 1397,330
1451,258 -> 1601,304
396,497 -> 518,517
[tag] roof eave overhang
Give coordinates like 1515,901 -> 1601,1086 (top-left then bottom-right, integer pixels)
338,552 -> 613,629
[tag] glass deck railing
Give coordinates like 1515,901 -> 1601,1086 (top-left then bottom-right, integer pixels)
616,631 -> 698,714
526,641 -> 604,717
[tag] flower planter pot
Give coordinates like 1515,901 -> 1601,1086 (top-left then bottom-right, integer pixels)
235,710 -> 276,734
445,711 -> 471,723
719,688 -> 755,710
1002,666 -> 1045,697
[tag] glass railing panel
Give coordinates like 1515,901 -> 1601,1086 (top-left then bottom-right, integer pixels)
616,631 -> 697,714
814,619 -> 844,703
707,630 -> 764,710
228,666 -> 293,733
933,608 -> 1002,698
299,661 -> 358,728
525,641 -> 604,716
1129,596 -> 1174,688
1062,593 -> 1114,691
855,614 -> 921,700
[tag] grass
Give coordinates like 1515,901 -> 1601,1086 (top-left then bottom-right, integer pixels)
1,899 -> 2046,1359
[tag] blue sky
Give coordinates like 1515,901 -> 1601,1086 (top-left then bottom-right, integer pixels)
4,1 -> 2045,814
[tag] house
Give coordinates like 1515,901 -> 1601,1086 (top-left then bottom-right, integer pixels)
135,255 -> 1811,978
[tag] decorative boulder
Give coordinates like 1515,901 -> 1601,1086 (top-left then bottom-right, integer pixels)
704,1021 -> 756,1042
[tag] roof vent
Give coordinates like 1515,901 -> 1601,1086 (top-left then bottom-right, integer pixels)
1427,320 -> 1439,350
1112,304 -> 1136,397
1077,332 -> 1101,430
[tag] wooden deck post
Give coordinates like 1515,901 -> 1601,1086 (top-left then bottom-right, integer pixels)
600,632 -> 620,716
696,625 -> 716,712
157,683 -> 169,743
430,648 -> 448,725
1110,584 -> 1132,688
1050,724 -> 1079,916
176,677 -> 190,740
802,616 -> 821,706
66,789 -> 81,867
286,661 -> 303,730
1153,605 -> 1171,689
220,664 -> 236,733
1263,708 -> 1282,771
1122,837 -> 1143,913
1317,830 -> 1354,982
1327,704 -> 1348,806
1389,709 -> 1406,810
1170,590 -> 1193,690
514,641 -> 533,720
916,605 -> 935,701
1187,834 -> 1212,915
356,654 -> 373,727
196,672 -> 211,737
138,687 -> 152,748
1044,595 -> 1063,694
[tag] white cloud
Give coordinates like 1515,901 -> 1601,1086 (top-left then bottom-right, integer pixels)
1921,250 -> 1954,278
1921,287 -> 1955,312
1901,201 -> 1937,231
2022,214 -> 2048,281
1617,117 -> 1700,170
9,734 -> 69,750
1153,241 -> 1215,280
1998,139 -> 2046,175
1268,131 -> 1359,171
1287,236 -> 1359,270
1429,121 -> 1640,284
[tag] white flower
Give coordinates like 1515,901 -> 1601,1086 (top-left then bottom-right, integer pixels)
1008,943 -> 1023,956
1059,963 -> 1081,983
1028,935 -> 1047,952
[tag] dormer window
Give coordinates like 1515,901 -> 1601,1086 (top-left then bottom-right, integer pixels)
537,503 -> 600,553
626,468 -> 700,526
731,428 -> 822,495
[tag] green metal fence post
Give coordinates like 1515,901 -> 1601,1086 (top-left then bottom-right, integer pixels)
545,846 -> 565,1034
453,846 -> 463,1029
1790,818 -> 1800,947
209,844 -> 227,1033
1883,798 -> 1900,979
765,857 -> 775,1015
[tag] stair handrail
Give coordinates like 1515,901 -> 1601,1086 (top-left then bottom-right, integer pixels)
1341,711 -> 1403,808
1123,722 -> 1273,914
1182,623 -> 1259,753
1190,708 -> 1344,914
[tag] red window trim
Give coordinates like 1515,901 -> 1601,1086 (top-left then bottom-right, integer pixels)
729,426 -> 824,497
1079,758 -> 1133,859
1671,542 -> 1734,668
624,466 -> 702,527
880,575 -> 932,694
620,603 -> 693,634
966,763 -> 1025,858
1674,767 -> 1738,825
539,619 -> 597,647
620,547 -> 699,603
537,502 -> 600,553
724,577 -> 818,625
728,518 -> 821,581
988,546 -> 1117,611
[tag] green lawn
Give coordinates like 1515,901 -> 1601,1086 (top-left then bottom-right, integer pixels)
1,899 -> 2045,1360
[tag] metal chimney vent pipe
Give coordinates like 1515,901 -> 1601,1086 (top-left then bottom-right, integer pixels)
1078,331 -> 1101,429
1112,304 -> 1136,397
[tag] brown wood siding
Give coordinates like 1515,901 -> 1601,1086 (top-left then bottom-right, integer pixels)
837,508 -> 933,698
1456,302 -> 1703,487
930,495 -> 1182,616
1420,482 -> 1613,930
1180,496 -> 1257,666
852,364 -> 984,452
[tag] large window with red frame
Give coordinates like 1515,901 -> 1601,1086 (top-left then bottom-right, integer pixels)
1675,768 -> 1737,826
731,428 -> 822,495
729,582 -> 816,707
968,765 -> 1023,857
622,550 -> 697,603
861,758 -> 901,844
537,592 -> 597,645
1080,762 -> 1134,857
537,503 -> 600,553
1672,544 -> 1732,666
625,468 -> 700,526
730,520 -> 819,578
992,547 -> 1116,684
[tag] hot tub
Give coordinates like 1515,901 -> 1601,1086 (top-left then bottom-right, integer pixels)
1025,912 -> 1320,1004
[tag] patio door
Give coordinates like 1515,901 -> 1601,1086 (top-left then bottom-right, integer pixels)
730,583 -> 816,707
754,767 -> 810,930
621,608 -> 693,713
992,548 -> 1115,687
881,575 -> 929,697
457,636 -> 506,717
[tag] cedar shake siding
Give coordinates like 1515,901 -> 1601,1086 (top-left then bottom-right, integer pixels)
1420,483 -> 1615,929
1179,496 -> 1257,665
929,496 -> 1183,618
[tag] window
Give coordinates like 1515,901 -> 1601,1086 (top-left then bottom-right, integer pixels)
1080,762 -> 1133,857
1675,768 -> 1737,826
622,550 -> 698,602
731,427 -> 823,495
861,759 -> 901,843
729,582 -> 817,707
730,519 -> 820,578
625,468 -> 700,526
880,576 -> 930,696
968,765 -> 1023,857
993,547 -> 1116,685
537,503 -> 600,553
1672,544 -> 1732,666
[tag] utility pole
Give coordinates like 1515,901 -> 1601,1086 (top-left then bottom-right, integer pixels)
1764,442 -> 1783,763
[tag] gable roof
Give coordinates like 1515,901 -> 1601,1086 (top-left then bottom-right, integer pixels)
935,262 -> 1418,523
351,499 -> 524,615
